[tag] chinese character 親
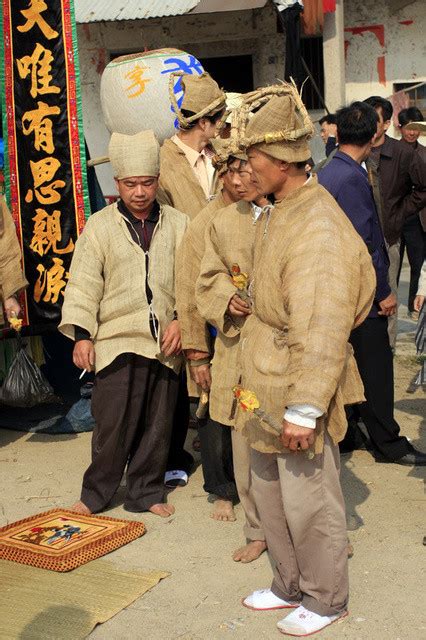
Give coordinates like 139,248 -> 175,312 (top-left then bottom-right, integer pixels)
30,208 -> 74,257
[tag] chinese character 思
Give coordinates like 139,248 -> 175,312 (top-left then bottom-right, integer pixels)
30,208 -> 74,257
17,0 -> 59,40
22,101 -> 60,154
34,257 -> 68,304
25,157 -> 65,205
17,43 -> 60,99
125,64 -> 151,98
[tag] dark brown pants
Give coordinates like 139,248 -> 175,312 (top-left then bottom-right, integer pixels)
81,353 -> 179,513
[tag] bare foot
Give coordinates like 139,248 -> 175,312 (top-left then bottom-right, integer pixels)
149,503 -> 175,517
347,542 -> 354,558
211,498 -> 236,522
232,540 -> 267,563
70,501 -> 92,515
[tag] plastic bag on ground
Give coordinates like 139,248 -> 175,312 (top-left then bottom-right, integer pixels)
0,337 -> 56,407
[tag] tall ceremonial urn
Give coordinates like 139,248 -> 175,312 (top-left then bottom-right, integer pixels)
100,49 -> 205,143
0,0 -> 90,330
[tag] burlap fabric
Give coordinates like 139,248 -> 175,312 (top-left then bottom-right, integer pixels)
158,139 -> 220,219
235,177 -> 376,454
170,72 -> 225,129
59,202 -> 188,374
0,196 -> 28,325
196,200 -> 258,426
109,130 -> 160,178
236,83 -> 315,163
175,192 -> 227,397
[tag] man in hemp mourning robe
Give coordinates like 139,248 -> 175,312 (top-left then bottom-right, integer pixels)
176,136 -> 267,562
158,71 -> 226,487
158,71 -> 226,219
59,131 -> 188,518
0,195 -> 27,325
233,85 -> 376,637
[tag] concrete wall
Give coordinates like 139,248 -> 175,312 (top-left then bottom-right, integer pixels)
344,0 -> 425,102
77,4 -> 285,195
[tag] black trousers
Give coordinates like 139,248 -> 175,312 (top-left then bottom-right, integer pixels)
81,353 -> 179,513
398,214 -> 426,312
166,371 -> 194,474
197,415 -> 238,502
346,317 -> 411,461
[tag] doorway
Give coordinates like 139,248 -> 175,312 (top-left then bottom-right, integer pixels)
198,55 -> 254,93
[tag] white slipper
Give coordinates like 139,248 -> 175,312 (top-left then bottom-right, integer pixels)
277,605 -> 348,636
164,470 -> 188,488
242,588 -> 300,611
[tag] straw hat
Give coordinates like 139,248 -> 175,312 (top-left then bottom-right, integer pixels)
169,72 -> 226,129
235,82 -> 315,163
210,137 -> 247,175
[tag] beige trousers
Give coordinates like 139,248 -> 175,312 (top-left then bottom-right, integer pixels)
250,433 -> 348,616
387,241 -> 400,349
231,429 -> 265,542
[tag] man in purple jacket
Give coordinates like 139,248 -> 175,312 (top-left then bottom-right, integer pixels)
318,101 -> 426,466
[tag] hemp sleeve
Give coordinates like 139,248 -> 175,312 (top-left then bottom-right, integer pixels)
0,197 -> 28,303
59,221 -> 105,341
196,220 -> 241,338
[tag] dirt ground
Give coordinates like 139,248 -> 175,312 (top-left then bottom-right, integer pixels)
0,269 -> 425,640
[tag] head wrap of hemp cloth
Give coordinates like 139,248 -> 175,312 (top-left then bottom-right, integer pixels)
239,83 -> 315,163
225,92 -> 243,124
109,130 -> 160,179
211,137 -> 247,175
170,72 -> 226,129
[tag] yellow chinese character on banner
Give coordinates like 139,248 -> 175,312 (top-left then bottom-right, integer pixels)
17,43 -> 60,99
17,0 -> 59,40
34,257 -> 68,304
30,208 -> 74,256
22,101 -> 60,154
25,157 -> 65,205
125,64 -> 151,98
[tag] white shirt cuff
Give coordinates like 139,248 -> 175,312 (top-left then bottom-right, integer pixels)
283,404 -> 323,429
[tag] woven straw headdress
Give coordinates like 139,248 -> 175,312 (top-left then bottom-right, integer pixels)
235,82 -> 315,163
210,137 -> 247,175
169,72 -> 226,130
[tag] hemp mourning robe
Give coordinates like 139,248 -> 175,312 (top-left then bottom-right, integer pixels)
59,201 -> 188,374
158,139 -> 219,219
195,200 -> 258,426
236,178 -> 376,455
0,196 -> 27,324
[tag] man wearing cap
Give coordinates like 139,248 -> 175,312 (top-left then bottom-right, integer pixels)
158,72 -> 226,220
234,85 -> 376,636
59,130 -> 188,518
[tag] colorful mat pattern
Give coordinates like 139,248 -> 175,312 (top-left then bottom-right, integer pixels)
0,508 -> 146,571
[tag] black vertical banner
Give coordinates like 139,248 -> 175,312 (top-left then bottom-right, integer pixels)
1,0 -> 89,330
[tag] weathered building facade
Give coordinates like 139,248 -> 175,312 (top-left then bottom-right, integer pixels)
75,0 -> 425,194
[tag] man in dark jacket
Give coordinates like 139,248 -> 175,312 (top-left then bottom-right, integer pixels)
397,107 -> 426,315
318,101 -> 426,466
364,96 -> 426,346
